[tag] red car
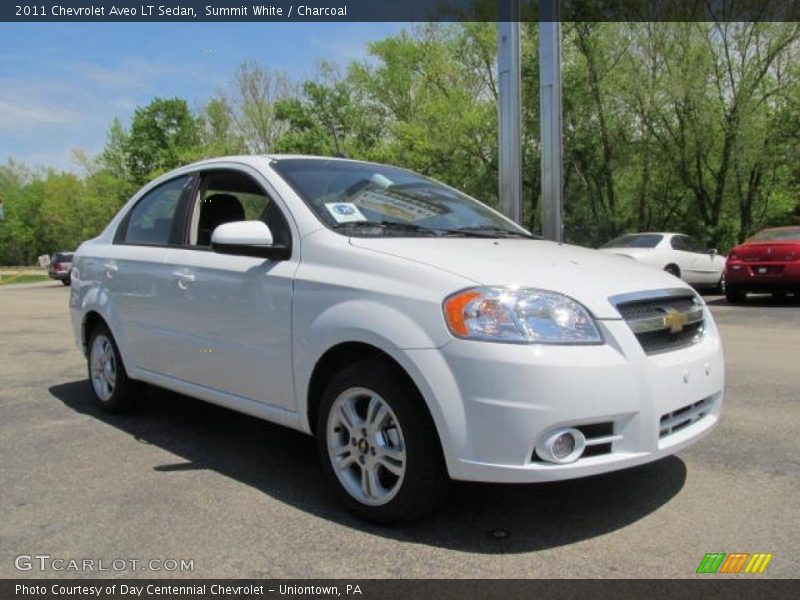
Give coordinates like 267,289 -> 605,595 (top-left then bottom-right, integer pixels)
725,226 -> 800,302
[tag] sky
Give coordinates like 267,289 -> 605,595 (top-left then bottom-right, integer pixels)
0,22 -> 407,172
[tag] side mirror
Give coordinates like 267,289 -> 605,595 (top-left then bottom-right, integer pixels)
709,248 -> 718,256
210,221 -> 290,260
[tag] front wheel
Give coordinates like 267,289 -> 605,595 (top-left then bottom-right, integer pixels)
87,324 -> 137,413
316,359 -> 450,523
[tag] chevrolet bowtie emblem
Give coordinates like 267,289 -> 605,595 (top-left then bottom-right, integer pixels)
662,308 -> 689,333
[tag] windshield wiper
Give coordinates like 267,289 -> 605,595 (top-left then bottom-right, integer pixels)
444,225 -> 538,239
331,221 -> 538,239
331,220 -> 441,236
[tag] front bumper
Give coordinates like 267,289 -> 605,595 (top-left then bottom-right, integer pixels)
405,310 -> 724,483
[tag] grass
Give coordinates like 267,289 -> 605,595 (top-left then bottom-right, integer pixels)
0,272 -> 51,285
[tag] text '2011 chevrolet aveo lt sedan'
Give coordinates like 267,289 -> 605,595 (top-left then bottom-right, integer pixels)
70,156 -> 724,522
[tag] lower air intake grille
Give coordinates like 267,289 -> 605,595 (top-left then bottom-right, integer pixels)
660,396 -> 713,438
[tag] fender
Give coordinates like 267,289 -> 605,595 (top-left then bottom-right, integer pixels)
292,298 -> 463,469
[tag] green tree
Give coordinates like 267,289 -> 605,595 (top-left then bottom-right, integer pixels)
124,97 -> 201,184
275,62 -> 384,158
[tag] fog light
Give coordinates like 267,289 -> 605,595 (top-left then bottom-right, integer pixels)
535,428 -> 586,464
552,432 -> 575,458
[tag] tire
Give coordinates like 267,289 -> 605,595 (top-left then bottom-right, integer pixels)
664,264 -> 681,278
316,358 -> 450,523
725,286 -> 746,304
87,324 -> 137,413
62,278 -> 70,286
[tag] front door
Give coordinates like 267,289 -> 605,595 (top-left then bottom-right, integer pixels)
160,167 -> 298,411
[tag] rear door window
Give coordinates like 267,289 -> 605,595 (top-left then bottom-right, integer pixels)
670,236 -> 690,251
119,175 -> 193,245
684,236 -> 707,253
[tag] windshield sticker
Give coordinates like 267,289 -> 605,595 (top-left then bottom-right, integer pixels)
325,202 -> 368,223
351,189 -> 445,222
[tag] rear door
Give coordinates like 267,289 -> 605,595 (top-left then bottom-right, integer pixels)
107,174 -> 196,375
669,235 -> 702,284
159,166 -> 298,411
678,235 -> 721,285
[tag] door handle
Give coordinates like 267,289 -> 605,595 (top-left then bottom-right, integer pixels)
103,262 -> 118,279
172,270 -> 196,290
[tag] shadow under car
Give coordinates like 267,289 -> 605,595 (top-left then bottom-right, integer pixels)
49,379 -> 687,554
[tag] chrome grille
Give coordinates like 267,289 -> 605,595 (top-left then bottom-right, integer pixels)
612,290 -> 705,354
660,396 -> 714,438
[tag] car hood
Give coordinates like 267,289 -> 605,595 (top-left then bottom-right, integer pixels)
350,237 -> 691,319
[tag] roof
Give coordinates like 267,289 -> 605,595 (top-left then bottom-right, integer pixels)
614,232 -> 683,237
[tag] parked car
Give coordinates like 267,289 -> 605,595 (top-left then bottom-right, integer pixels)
597,232 -> 725,289
69,156 -> 724,522
725,226 -> 800,303
47,252 -> 73,285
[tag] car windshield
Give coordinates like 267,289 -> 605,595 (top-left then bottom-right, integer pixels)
601,234 -> 663,249
54,253 -> 73,262
750,228 -> 800,241
270,158 -> 535,238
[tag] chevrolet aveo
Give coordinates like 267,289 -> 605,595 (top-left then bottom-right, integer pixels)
70,156 -> 724,522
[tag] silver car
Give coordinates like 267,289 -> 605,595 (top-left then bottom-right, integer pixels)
47,252 -> 73,285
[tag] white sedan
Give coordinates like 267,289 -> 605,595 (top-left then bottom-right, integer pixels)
69,156 -> 724,522
598,232 -> 726,289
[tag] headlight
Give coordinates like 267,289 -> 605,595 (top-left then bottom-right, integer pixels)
443,287 -> 602,344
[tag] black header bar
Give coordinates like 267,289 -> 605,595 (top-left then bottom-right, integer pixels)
3,0 -> 800,23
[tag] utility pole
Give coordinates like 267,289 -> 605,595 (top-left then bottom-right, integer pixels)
539,0 -> 564,242
497,0 -> 522,225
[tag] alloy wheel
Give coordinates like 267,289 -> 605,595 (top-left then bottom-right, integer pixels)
326,387 -> 407,506
90,334 -> 116,402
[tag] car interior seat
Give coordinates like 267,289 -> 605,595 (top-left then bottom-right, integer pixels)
198,193 -> 245,246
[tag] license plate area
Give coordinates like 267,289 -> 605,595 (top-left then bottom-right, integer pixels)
752,265 -> 784,276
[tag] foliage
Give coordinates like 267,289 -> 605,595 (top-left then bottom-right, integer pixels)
123,97 -> 202,184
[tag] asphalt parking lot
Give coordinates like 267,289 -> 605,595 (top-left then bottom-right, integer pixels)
1,282 -> 798,579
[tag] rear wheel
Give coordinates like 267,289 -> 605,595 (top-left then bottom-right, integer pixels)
725,286 -> 746,304
61,278 -> 70,286
316,358 -> 450,523
87,324 -> 137,413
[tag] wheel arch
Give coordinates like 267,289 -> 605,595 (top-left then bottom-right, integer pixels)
307,342 -> 425,437
81,310 -> 108,355
299,330 -> 462,477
